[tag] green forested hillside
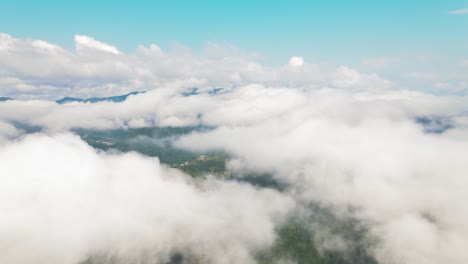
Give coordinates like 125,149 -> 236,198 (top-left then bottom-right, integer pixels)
78,127 -> 378,264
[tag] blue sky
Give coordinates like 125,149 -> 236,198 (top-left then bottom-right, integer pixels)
1,0 -> 468,64
1,0 -> 468,95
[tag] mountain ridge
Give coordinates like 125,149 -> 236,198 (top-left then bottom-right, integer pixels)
56,91 -> 142,104
0,97 -> 13,102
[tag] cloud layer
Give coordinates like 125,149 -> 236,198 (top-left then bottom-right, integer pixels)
2,83 -> 468,263
448,8 -> 468,15
0,33 -> 392,100
173,89 -> 468,264
0,133 -> 293,264
2,33 -> 468,264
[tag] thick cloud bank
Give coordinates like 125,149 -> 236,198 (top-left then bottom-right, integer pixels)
2,86 -> 468,264
175,90 -> 468,264
0,133 -> 293,264
1,84 -> 468,132
2,33 -> 468,264
0,33 -> 390,100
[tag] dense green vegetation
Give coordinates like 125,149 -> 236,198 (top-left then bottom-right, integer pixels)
56,91 -> 142,104
77,127 -> 378,264
257,204 -> 378,264
76,126 -> 227,177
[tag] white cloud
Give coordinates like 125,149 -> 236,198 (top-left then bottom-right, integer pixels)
0,120 -> 21,144
432,81 -> 468,93
405,71 -> 440,81
362,56 -> 397,69
2,76 -> 468,263
4,32 -> 468,264
171,87 -> 468,264
74,34 -> 122,55
288,56 -> 304,67
449,8 -> 468,15
0,32 -> 15,51
137,43 -> 163,57
332,66 -> 392,89
0,133 -> 293,264
434,81 -> 451,90
0,33 -> 393,99
3,83 -> 468,133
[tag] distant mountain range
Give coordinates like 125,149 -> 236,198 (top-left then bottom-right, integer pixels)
56,91 -> 141,104
0,97 -> 13,102
2,88 -> 223,104
181,87 -> 224,97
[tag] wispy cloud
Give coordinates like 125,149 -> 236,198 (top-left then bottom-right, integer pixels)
449,8 -> 468,15
361,56 -> 398,69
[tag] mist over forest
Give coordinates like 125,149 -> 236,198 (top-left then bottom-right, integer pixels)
2,2 -> 468,263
